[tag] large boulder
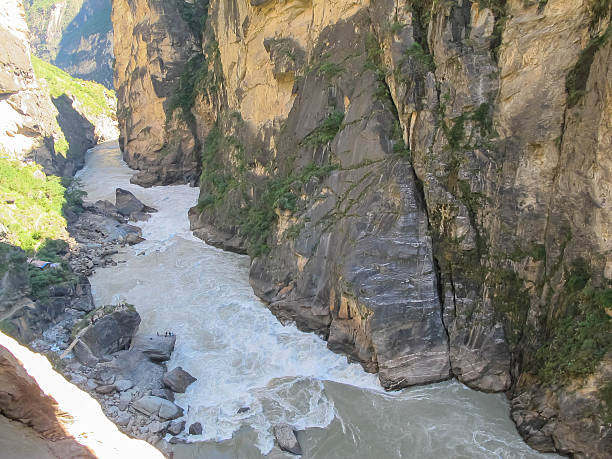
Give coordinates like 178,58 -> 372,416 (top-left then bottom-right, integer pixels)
168,420 -> 185,436
132,395 -> 183,420
188,422 -> 202,435
132,334 -> 175,362
273,423 -> 302,455
162,367 -> 196,393
115,188 -> 157,219
75,304 -> 140,364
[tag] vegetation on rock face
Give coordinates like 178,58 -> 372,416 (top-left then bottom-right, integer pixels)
168,30 -> 220,127
302,111 -> 345,147
0,158 -> 73,251
240,162 -> 337,257
32,55 -> 115,118
534,258 -> 612,384
196,125 -> 239,210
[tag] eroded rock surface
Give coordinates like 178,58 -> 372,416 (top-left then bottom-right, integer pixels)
112,0 -> 203,186
113,0 -> 612,455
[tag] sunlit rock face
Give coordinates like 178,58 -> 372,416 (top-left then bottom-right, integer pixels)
0,332 -> 164,458
0,0 -> 97,176
0,0 -> 58,170
112,0 -> 612,455
112,0 -> 203,187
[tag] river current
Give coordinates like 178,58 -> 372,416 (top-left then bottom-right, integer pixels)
77,141 -> 554,458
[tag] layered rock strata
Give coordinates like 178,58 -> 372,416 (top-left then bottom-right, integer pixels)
113,0 -> 612,456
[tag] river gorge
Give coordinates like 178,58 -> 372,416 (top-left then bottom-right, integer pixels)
75,141 -> 552,458
1,0 -> 610,457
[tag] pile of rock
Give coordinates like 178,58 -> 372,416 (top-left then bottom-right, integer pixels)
68,188 -> 157,276
57,306 -> 200,445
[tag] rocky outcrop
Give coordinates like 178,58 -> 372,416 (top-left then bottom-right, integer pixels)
112,0 -> 204,186
0,331 -> 164,457
115,188 -> 157,221
73,303 -> 141,365
25,0 -> 114,88
0,0 -> 73,177
0,0 -> 114,177
113,0 -> 612,455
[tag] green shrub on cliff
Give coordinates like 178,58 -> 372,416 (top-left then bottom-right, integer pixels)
240,162 -> 337,257
0,158 -> 68,251
536,258 -> 612,384
302,111 -> 345,147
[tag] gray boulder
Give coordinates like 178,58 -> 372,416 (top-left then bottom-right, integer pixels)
114,379 -> 134,392
73,340 -> 100,367
115,188 -> 157,219
126,233 -> 145,245
273,423 -> 302,455
168,420 -> 185,436
151,387 -> 174,401
132,395 -> 183,420
149,420 -> 170,434
95,384 -> 116,395
188,422 -> 203,435
163,367 -> 196,393
93,200 -> 125,222
76,305 -> 140,363
132,334 -> 175,362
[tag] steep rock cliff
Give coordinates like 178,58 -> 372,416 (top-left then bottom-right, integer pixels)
25,0 -> 114,88
1,0 -> 83,177
112,0 -> 204,186
113,0 -> 612,456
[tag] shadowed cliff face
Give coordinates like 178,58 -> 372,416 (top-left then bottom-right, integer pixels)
25,0 -> 114,88
112,0 -> 612,456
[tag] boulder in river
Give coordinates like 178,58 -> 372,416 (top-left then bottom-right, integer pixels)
132,395 -> 184,420
168,420 -> 185,436
115,188 -> 157,219
273,423 -> 302,455
188,422 -> 203,435
74,304 -> 140,364
132,334 -> 175,362
126,233 -> 145,245
163,367 -> 196,393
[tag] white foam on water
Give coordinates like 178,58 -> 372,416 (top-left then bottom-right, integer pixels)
79,142 -> 554,457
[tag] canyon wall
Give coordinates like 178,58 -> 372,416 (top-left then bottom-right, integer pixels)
113,0 -> 612,456
1,0 -> 82,177
26,0 -> 114,88
112,0 -> 205,186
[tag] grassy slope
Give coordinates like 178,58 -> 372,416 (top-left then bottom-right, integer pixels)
32,55 -> 115,118
0,158 -> 69,252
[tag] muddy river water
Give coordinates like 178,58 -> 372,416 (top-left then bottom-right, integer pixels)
77,141 -> 555,458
